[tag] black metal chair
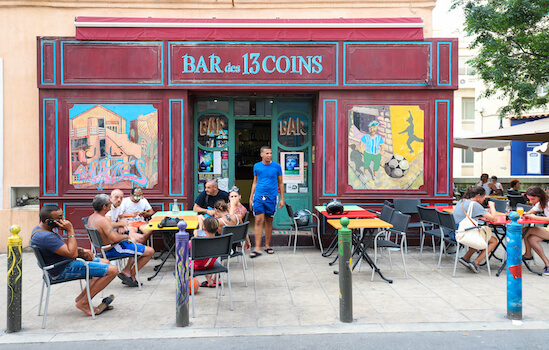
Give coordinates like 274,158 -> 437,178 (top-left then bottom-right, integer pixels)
285,203 -> 322,254
435,210 -> 460,272
83,218 -> 142,290
393,198 -> 425,252
416,205 -> 443,259
30,244 -> 95,328
488,198 -> 509,213
221,221 -> 249,286
371,211 -> 411,280
190,233 -> 234,317
508,194 -> 527,210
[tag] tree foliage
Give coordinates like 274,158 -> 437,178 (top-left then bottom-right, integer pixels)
452,0 -> 549,116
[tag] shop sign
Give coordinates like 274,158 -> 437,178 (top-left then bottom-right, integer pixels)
170,42 -> 337,85
279,117 -> 307,136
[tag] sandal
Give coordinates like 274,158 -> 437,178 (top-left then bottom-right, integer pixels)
523,256 -> 534,261
250,251 -> 262,258
264,248 -> 275,254
97,294 -> 115,315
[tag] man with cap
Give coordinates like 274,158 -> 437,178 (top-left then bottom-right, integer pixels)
119,186 -> 155,244
360,120 -> 384,180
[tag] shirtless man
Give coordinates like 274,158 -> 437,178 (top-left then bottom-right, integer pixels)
88,194 -> 154,288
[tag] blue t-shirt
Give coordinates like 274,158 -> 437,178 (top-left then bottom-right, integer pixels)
253,161 -> 282,197
30,226 -> 70,276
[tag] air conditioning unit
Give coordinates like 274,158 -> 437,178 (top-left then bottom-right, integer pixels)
459,75 -> 476,88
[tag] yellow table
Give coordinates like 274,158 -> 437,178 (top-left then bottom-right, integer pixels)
143,214 -> 197,280
327,218 -> 393,230
327,218 -> 394,283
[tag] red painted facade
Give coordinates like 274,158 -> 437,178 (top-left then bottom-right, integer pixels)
38,18 -> 457,237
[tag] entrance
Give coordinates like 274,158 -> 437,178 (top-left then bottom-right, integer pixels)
193,97 -> 313,229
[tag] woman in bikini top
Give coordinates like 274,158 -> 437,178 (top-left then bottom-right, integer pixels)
214,200 -> 240,234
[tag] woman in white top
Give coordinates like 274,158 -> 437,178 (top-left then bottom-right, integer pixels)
452,186 -> 498,273
522,186 -> 549,275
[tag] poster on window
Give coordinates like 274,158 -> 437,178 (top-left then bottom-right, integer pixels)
348,105 -> 424,190
69,104 -> 158,191
281,152 -> 304,183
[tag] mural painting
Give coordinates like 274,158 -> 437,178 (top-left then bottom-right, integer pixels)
69,104 -> 158,190
348,105 -> 424,190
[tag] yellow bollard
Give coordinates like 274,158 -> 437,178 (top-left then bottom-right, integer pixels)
7,225 -> 22,332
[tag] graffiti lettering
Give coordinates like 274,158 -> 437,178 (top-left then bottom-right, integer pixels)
74,156 -> 148,190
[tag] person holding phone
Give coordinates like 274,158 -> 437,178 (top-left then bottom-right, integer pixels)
30,205 -> 118,315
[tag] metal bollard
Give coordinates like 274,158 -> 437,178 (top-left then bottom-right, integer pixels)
506,211 -> 522,320
7,225 -> 22,333
338,217 -> 353,323
175,220 -> 189,327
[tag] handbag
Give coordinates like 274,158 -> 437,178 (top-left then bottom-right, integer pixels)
158,216 -> 182,228
455,201 -> 491,250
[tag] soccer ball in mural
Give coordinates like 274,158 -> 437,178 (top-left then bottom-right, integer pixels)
384,154 -> 410,178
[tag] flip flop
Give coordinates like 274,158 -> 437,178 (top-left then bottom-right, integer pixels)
96,294 -> 115,315
250,251 -> 262,259
200,281 -> 220,288
264,248 -> 275,254
118,273 -> 139,287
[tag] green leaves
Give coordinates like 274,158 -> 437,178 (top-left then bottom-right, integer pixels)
452,0 -> 549,116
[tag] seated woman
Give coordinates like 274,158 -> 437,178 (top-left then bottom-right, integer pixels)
507,179 -> 522,196
521,186 -> 549,275
214,199 -> 251,251
452,185 -> 498,273
191,216 -> 220,288
227,187 -> 248,222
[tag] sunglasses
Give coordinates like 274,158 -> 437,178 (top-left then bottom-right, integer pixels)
229,187 -> 240,193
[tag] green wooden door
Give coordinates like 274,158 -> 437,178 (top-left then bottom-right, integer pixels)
271,99 -> 313,229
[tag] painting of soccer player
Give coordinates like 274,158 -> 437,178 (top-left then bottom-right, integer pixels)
360,120 -> 384,181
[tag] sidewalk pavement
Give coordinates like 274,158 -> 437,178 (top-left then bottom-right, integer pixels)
2,243 -> 549,344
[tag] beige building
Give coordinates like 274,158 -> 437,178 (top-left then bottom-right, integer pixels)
0,0 -> 438,251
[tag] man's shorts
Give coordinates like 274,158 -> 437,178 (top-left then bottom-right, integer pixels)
253,195 -> 278,217
53,258 -> 109,280
104,241 -> 146,259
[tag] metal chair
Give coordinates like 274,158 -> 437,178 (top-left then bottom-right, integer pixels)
516,203 -> 532,213
83,219 -> 142,290
190,233 -> 234,317
488,198 -> 509,213
221,221 -> 249,286
371,211 -> 410,280
30,244 -> 95,328
437,210 -> 491,277
507,194 -> 526,210
416,205 -> 443,259
393,198 -> 425,253
286,203 -> 322,254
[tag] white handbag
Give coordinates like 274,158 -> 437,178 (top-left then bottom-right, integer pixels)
455,202 -> 491,250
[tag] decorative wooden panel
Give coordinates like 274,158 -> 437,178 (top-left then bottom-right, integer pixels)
437,42 -> 452,86
42,98 -> 59,196
322,99 -> 338,195
344,42 -> 432,86
435,99 -> 450,196
61,41 -> 163,85
169,99 -> 184,195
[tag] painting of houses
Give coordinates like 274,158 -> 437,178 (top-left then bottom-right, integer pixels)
69,104 -> 158,190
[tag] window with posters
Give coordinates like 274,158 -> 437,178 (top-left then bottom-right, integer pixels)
195,104 -> 231,194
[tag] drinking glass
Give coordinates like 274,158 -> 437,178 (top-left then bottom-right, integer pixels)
517,207 -> 524,217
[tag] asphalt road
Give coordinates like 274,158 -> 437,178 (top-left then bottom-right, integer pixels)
2,330 -> 549,349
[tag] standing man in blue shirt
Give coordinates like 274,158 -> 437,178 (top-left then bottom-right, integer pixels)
249,146 -> 285,258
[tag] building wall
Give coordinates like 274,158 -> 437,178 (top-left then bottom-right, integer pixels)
0,1 -> 436,251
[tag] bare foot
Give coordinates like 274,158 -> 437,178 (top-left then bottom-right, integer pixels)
76,300 -> 99,316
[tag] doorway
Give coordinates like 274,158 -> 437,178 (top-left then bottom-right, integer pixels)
235,120 -> 271,208
193,97 -> 313,229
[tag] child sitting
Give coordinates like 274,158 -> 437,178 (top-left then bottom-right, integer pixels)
191,216 -> 220,288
